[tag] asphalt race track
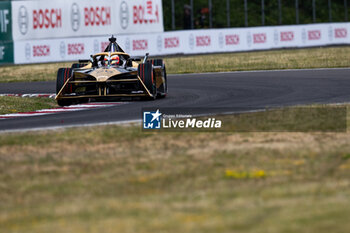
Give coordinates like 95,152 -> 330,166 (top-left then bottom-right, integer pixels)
0,68 -> 350,132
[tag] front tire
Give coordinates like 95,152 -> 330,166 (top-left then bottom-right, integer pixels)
56,68 -> 73,106
138,63 -> 157,100
57,99 -> 73,106
149,59 -> 167,98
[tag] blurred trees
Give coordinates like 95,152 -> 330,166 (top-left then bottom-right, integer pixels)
162,0 -> 348,30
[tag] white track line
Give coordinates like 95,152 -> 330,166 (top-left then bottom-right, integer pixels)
0,119 -> 142,134
0,93 -> 56,98
0,102 -> 127,119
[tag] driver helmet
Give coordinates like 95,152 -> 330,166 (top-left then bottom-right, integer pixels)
104,55 -> 120,66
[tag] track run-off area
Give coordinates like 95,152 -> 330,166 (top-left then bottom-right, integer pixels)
0,68 -> 350,132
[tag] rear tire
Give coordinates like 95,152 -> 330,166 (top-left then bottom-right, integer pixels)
56,68 -> 73,106
149,59 -> 163,67
149,59 -> 167,98
158,65 -> 167,98
138,63 -> 157,100
71,63 -> 87,69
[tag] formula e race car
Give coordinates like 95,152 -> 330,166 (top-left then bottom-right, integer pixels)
55,36 -> 167,106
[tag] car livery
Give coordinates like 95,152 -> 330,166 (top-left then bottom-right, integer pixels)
55,36 -> 167,106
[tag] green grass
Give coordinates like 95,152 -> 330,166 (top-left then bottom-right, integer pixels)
165,46 -> 350,74
158,106 -> 347,133
1,47 -> 350,83
0,96 -> 57,114
1,105 -> 350,233
0,62 -> 72,83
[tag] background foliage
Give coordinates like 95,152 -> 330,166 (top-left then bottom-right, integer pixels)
162,0 -> 348,30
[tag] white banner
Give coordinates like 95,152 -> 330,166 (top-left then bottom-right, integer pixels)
12,0 -> 164,41
15,38 -> 93,64
14,22 -> 350,64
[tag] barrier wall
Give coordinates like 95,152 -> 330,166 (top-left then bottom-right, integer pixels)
0,0 -> 164,64
13,22 -> 350,64
11,0 -> 164,41
0,1 -> 13,64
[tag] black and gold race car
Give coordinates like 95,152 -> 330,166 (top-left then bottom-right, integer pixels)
55,36 -> 167,106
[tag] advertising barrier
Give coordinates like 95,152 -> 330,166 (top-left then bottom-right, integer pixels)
0,1 -> 12,41
0,1 -> 13,64
0,40 -> 13,64
11,0 -> 164,40
13,22 -> 350,64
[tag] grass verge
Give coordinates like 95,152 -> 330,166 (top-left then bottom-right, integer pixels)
165,46 -> 350,74
1,46 -> 350,83
0,104 -> 350,233
0,96 -> 57,115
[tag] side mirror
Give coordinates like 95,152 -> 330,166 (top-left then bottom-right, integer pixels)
143,53 -> 149,63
